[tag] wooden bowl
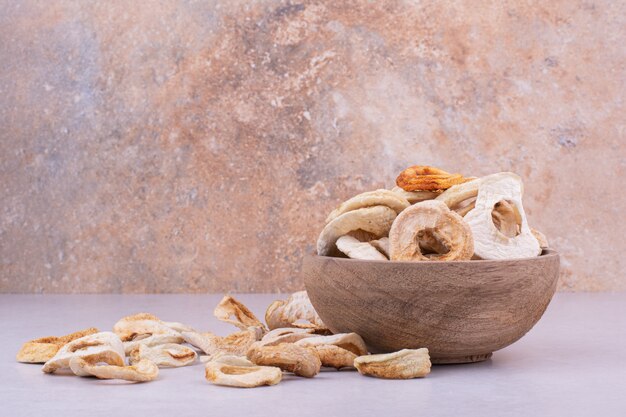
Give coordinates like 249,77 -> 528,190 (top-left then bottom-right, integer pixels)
303,249 -> 560,364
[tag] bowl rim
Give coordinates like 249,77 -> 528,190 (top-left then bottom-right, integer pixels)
306,248 -> 559,266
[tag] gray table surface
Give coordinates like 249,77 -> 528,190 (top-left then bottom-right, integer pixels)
1,293 -> 624,417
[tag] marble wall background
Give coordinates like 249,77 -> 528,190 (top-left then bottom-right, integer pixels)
1,0 -> 624,293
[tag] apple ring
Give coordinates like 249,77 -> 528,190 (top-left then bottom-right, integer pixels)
388,200 -> 474,261
317,206 -> 397,256
463,172 -> 540,259
325,189 -> 409,224
396,165 -> 471,192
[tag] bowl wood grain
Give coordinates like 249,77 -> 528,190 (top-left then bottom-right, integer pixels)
303,250 -> 560,364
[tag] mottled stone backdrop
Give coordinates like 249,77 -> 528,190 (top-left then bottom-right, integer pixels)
1,0 -> 624,293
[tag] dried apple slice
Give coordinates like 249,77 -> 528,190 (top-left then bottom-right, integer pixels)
205,361 -> 282,388
70,357 -> 158,382
247,343 -> 321,378
317,206 -> 397,256
396,165 -> 470,192
182,327 -> 263,357
265,291 -> 327,331
113,313 -> 180,342
463,172 -> 540,259
259,328 -> 316,346
42,332 -> 125,373
16,327 -> 98,363
435,178 -> 482,208
294,333 -> 368,356
354,348 -> 431,379
325,189 -> 410,224
214,295 -> 267,332
388,200 -> 474,261
336,235 -> 387,261
122,334 -> 184,355
313,345 -> 357,369
129,343 -> 197,367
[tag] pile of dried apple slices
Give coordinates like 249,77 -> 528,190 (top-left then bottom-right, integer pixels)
318,166 -> 548,261
17,292 -> 431,387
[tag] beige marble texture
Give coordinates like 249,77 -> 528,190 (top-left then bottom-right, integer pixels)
0,0 -> 624,293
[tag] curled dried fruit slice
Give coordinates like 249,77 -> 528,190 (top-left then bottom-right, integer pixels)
259,328 -> 316,346
162,321 -> 195,333
182,327 -> 263,357
113,313 -> 180,342
182,331 -> 220,355
205,361 -> 282,388
17,341 -> 59,364
336,235 -> 387,260
129,343 -> 197,367
314,345 -> 357,369
265,291 -> 327,331
435,179 -> 482,218
325,189 -> 410,224
354,348 -> 431,379
396,165 -> 470,192
391,186 -> 439,204
463,172 -> 540,259
317,206 -> 397,256
42,332 -> 125,373
214,295 -> 266,332
123,334 -> 184,355
435,178 -> 482,209
70,357 -> 158,382
247,343 -> 321,378
16,327 -> 99,363
295,333 -> 368,356
388,200 -> 474,261
217,327 -> 264,356
208,352 -> 255,366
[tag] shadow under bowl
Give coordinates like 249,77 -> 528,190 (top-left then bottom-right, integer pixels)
303,249 -> 560,364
